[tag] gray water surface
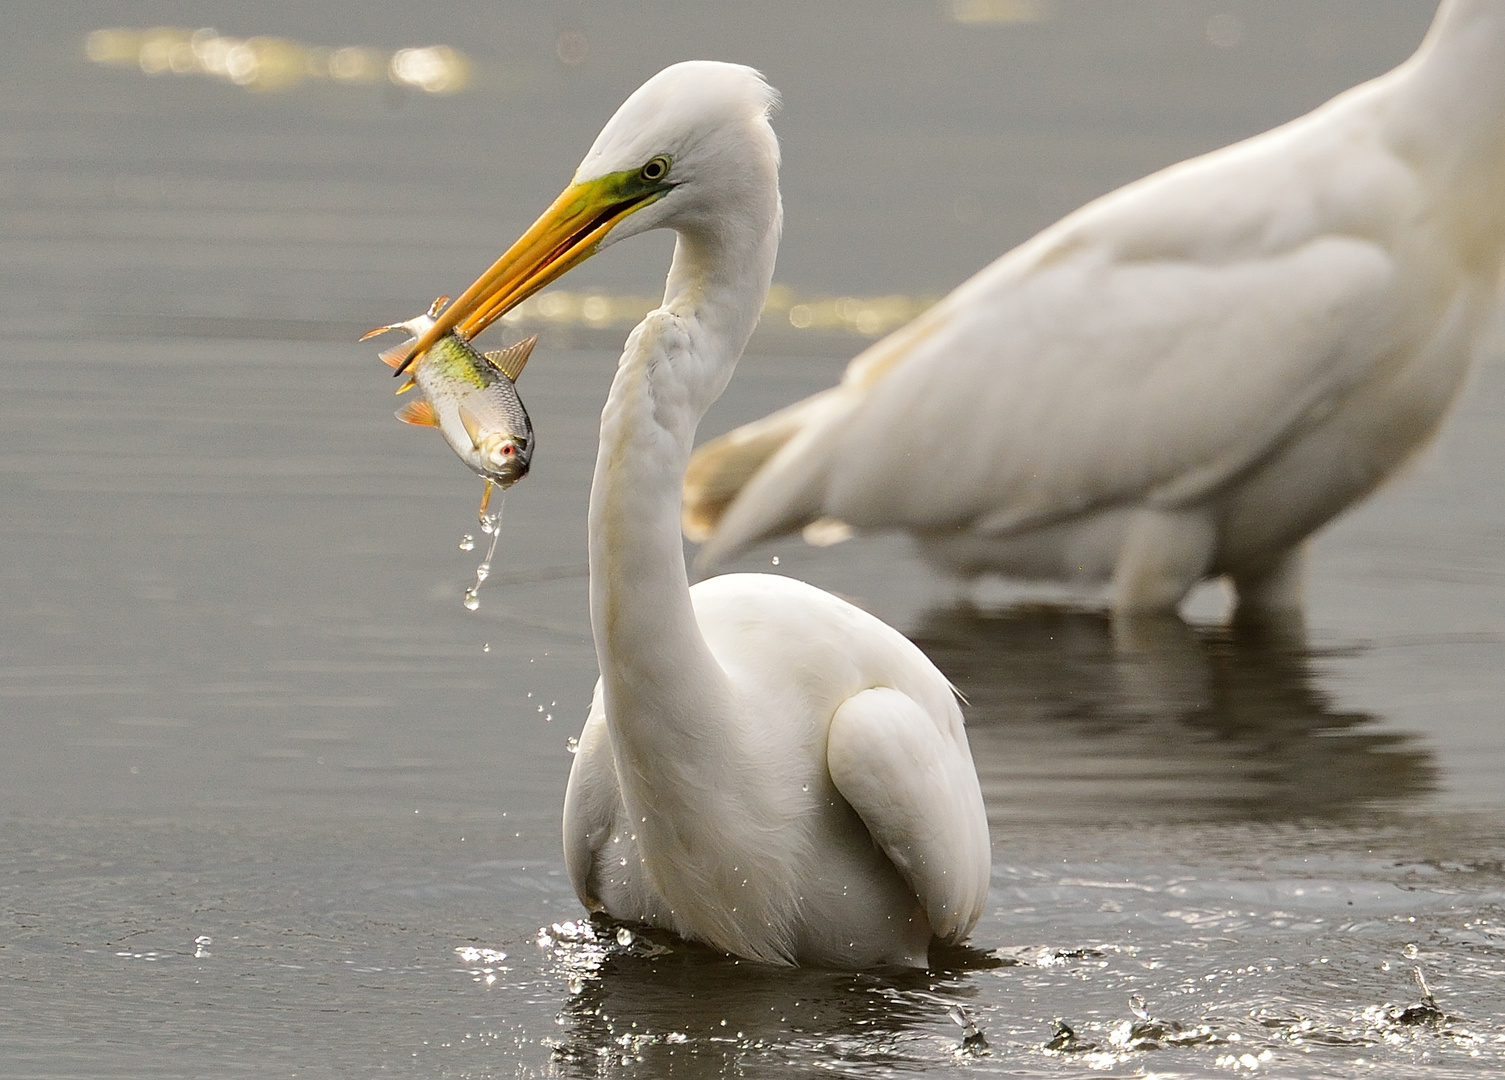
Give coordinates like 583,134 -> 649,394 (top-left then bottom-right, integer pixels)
4,3 -> 1504,1077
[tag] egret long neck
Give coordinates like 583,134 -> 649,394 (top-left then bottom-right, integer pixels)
588,213 -> 779,753
1393,0 -> 1505,175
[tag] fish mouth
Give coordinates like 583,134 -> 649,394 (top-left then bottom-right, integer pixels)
479,441 -> 533,488
394,171 -> 669,375
482,461 -> 530,488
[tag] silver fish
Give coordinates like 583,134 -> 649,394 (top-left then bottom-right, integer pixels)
363,296 -> 536,519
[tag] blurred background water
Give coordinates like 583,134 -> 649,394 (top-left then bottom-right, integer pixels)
3,2 -> 1504,1077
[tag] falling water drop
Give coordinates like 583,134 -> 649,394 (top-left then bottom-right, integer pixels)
482,643 -> 491,653
616,927 -> 635,947
566,736 -> 580,754
459,534 -> 475,551
463,496 -> 506,612
770,556 -> 780,565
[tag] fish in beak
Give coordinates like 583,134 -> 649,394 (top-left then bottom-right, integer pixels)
393,160 -> 674,376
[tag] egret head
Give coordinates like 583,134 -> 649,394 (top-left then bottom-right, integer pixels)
397,61 -> 780,371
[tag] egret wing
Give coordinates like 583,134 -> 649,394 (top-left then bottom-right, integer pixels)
695,84 -> 1424,565
826,686 -> 990,943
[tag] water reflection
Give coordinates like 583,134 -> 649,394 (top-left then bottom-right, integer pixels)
541,919 -> 980,1076
85,27 -> 469,94
911,607 -> 1435,824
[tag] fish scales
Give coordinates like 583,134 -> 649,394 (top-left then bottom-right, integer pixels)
363,297 -> 537,514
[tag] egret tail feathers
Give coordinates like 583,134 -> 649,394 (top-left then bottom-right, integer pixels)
687,387 -> 852,571
683,388 -> 836,542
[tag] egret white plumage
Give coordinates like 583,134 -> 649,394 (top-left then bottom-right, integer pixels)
399,62 -> 990,967
683,0 -> 1505,619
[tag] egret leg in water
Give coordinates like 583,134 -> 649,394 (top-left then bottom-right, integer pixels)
462,494 -> 505,612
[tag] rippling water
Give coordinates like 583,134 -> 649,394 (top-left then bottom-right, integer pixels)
3,2 -> 1504,1077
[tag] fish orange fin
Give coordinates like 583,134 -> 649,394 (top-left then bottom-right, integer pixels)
360,322 -> 400,342
482,335 -> 538,382
395,376 -> 417,394
457,406 -> 483,449
378,342 -> 414,369
395,399 -> 440,427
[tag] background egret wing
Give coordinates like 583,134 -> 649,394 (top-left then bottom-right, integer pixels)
707,221 -> 1398,558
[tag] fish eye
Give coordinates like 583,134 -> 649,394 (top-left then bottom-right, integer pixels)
639,155 -> 671,183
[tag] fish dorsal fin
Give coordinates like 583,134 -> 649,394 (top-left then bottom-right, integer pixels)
395,399 -> 440,427
483,335 -> 538,382
457,405 -> 483,450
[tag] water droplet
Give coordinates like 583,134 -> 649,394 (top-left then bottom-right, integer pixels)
616,928 -> 635,946
566,736 -> 580,754
770,556 -> 780,565
463,589 -> 480,611
1403,943 -> 1419,959
482,643 -> 490,653
567,974 -> 584,994
193,935 -> 212,958
801,783 -> 809,792
475,562 -> 490,582
459,534 -> 475,551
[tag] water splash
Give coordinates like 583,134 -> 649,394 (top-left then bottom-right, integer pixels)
462,496 -> 505,612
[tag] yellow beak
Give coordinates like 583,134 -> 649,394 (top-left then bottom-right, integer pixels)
395,172 -> 665,375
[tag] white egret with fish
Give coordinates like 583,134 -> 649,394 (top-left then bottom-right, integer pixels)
682,0 -> 1505,620
396,61 -> 990,967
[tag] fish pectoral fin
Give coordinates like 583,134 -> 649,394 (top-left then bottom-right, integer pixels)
457,406 -> 484,449
395,399 -> 440,427
482,335 -> 538,382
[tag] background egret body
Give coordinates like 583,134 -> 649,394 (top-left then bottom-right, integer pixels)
407,62 -> 990,968
683,0 -> 1505,618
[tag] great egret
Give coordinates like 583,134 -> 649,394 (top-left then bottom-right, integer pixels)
398,62 -> 990,967
683,0 -> 1505,618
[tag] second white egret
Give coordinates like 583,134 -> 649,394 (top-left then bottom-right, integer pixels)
684,0 -> 1505,619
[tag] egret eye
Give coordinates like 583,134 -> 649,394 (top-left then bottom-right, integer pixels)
640,155 -> 671,183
